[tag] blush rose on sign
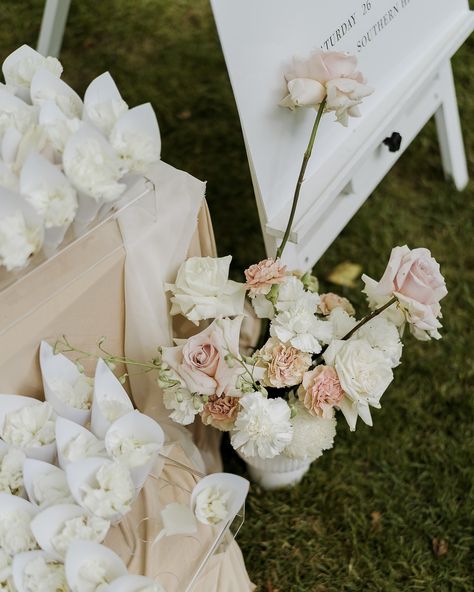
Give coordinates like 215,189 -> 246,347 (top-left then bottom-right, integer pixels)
57,50 -> 447,489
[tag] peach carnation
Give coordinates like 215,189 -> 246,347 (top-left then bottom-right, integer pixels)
299,365 -> 344,418
244,258 -> 287,295
318,293 -> 355,316
259,337 -> 311,388
201,395 -> 240,431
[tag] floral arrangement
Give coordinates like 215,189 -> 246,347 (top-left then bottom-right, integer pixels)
57,50 -> 447,469
0,44 -> 161,271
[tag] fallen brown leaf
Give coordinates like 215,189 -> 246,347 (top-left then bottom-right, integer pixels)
432,537 -> 449,557
370,511 -> 382,531
326,261 -> 362,287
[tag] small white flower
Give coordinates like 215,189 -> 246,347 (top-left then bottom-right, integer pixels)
0,209 -> 43,271
33,471 -> 74,508
270,302 -> 332,354
162,386 -> 203,426
61,432 -> 106,463
22,555 -> 67,592
76,558 -> 110,592
166,256 -> 245,324
80,462 -> 135,520
0,447 -> 25,496
231,392 -> 293,459
2,402 -> 55,449
284,404 -> 336,461
355,317 -> 403,368
48,375 -> 94,411
52,514 -> 109,558
106,432 -> 160,468
194,486 -> 230,525
0,509 -> 37,555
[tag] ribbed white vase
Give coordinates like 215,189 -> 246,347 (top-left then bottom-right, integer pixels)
237,451 -> 311,490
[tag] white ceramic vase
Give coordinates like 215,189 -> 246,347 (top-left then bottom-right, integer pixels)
237,451 -> 311,490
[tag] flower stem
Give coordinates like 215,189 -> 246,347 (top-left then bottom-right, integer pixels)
276,99 -> 326,260
341,296 -> 398,341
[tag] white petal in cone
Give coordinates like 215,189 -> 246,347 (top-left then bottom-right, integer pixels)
0,491 -> 38,517
0,160 -> 19,191
39,341 -> 91,426
30,68 -> 83,119
12,550 -> 52,592
2,44 -> 62,102
91,359 -> 133,439
22,458 -> 71,508
106,574 -> 166,592
0,394 -> 56,462
191,473 -> 249,528
39,99 -> 82,155
30,503 -> 86,560
55,416 -> 105,469
0,87 -> 37,136
110,103 -> 161,174
104,410 -> 164,490
83,71 -> 128,136
65,540 -> 127,591
2,127 -> 22,164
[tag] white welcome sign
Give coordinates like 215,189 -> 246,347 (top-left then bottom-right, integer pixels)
211,0 -> 473,269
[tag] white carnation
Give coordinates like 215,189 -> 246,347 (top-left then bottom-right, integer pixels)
355,317 -> 403,368
0,549 -> 13,591
328,307 -> 358,339
231,392 -> 293,459
32,470 -> 73,508
275,275 -> 319,313
48,375 -> 94,410
194,486 -> 230,525
110,128 -> 160,174
76,558 -> 111,592
2,402 -> 55,449
250,294 -> 275,319
85,97 -> 128,136
61,432 -> 106,463
0,209 -> 43,271
23,555 -> 67,592
52,514 -> 109,557
106,432 -> 159,468
270,302 -> 332,353
98,397 -> 130,423
166,256 -> 245,324
0,447 -> 25,496
0,91 -> 37,137
284,405 -> 337,461
0,509 -> 37,555
81,462 -> 134,520
24,180 -> 77,228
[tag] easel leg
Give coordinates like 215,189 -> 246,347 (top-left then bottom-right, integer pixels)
37,0 -> 72,58
434,60 -> 469,191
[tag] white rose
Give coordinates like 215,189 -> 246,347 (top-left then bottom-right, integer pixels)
0,447 -> 25,496
0,509 -> 37,555
362,275 -> 407,328
325,77 -> 374,126
2,402 -> 55,448
166,256 -> 245,324
324,339 -> 393,431
194,486 -> 231,525
355,317 -> 403,368
52,515 -> 109,557
0,209 -> 43,271
23,555 -> 67,592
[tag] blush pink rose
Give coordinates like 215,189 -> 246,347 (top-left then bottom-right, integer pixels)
258,337 -> 311,388
362,246 -> 447,339
244,258 -> 287,296
318,293 -> 355,316
201,395 -> 240,431
298,365 -> 344,418
161,317 -> 243,397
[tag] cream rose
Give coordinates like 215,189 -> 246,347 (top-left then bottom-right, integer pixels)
166,256 -> 245,324
324,339 -> 393,431
258,337 -> 311,388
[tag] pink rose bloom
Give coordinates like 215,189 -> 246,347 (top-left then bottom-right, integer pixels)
161,317 -> 243,396
258,337 -> 312,388
298,365 -> 344,418
362,246 -> 447,340
244,258 -> 287,296
201,395 -> 240,431
318,293 -> 355,316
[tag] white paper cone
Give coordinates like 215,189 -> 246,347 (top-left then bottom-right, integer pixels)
83,72 -> 128,135
22,458 -> 71,508
72,191 -> 103,234
1,127 -> 22,164
91,359 -> 133,439
191,473 -> 249,527
106,574 -> 166,592
0,394 -> 56,463
30,503 -> 86,560
30,68 -> 83,118
12,550 -> 51,592
55,416 -> 105,469
104,411 -> 164,490
0,491 -> 37,517
39,341 -> 92,426
65,540 -> 127,591
43,224 -> 69,254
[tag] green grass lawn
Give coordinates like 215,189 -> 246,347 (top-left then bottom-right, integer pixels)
1,1 -> 473,590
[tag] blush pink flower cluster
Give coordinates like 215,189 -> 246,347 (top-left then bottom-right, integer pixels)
259,337 -> 311,388
298,365 -> 345,418
244,258 -> 287,296
318,293 -> 355,316
201,395 -> 240,431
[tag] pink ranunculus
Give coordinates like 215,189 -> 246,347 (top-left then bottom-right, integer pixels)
298,365 -> 344,418
258,337 -> 312,389
161,317 -> 243,397
318,293 -> 355,316
244,258 -> 287,296
362,246 -> 447,339
201,395 -> 240,431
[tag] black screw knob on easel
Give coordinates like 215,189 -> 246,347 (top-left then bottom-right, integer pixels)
383,132 -> 402,152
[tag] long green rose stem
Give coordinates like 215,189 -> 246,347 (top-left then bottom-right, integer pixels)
340,296 -> 398,342
276,98 -> 326,259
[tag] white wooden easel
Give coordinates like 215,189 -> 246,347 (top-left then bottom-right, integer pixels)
37,0 -> 71,58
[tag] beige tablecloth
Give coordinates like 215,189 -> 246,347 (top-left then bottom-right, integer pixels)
0,161 -> 254,591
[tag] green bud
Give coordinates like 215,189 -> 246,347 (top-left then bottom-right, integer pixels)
301,272 -> 319,293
